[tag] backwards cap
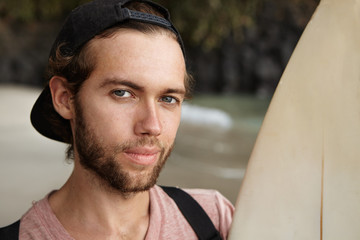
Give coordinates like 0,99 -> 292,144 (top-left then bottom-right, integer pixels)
30,0 -> 185,142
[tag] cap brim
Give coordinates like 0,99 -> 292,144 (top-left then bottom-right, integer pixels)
30,85 -> 68,143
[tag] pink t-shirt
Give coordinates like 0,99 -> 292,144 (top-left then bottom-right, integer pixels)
19,185 -> 234,239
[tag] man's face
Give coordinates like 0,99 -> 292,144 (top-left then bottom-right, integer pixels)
72,29 -> 186,193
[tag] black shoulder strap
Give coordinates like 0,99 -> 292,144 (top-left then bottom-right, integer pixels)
0,220 -> 20,240
161,186 -> 222,240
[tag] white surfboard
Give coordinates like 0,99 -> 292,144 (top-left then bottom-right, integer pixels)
229,0 -> 360,239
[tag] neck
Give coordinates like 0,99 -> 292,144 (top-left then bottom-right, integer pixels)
49,160 -> 151,239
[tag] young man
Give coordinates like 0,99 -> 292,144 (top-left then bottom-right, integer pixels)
0,0 -> 234,239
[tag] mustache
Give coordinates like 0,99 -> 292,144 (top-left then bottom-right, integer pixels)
113,137 -> 164,153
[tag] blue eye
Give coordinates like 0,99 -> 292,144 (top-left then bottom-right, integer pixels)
113,90 -> 131,97
161,96 -> 177,104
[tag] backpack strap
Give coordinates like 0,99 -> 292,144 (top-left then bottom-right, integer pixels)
0,220 -> 20,240
161,186 -> 222,240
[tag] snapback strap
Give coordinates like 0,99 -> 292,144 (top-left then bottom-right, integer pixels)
118,8 -> 172,27
161,186 -> 222,240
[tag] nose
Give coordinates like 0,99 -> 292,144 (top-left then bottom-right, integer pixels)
134,102 -> 162,137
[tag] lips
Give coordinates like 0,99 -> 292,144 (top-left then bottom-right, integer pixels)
123,146 -> 161,166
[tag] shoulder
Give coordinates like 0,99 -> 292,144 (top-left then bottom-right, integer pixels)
183,188 -> 234,228
183,187 -> 234,210
19,193 -> 72,239
154,186 -> 234,218
20,198 -> 46,230
154,186 -> 234,239
19,196 -> 51,239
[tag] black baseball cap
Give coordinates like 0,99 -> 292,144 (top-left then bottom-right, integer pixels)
30,0 -> 185,143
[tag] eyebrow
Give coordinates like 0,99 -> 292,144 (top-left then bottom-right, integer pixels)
99,78 -> 186,96
161,88 -> 186,96
99,78 -> 144,91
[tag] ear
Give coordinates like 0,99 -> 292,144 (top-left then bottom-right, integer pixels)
49,76 -> 74,120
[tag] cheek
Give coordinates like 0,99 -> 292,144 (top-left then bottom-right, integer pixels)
83,104 -> 135,142
160,109 -> 182,141
105,109 -> 136,139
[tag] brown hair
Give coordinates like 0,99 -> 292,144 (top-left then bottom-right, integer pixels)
45,1 -> 193,159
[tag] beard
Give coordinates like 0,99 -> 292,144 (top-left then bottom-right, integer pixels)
73,99 -> 173,194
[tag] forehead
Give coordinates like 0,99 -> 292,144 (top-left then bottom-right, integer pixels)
84,29 -> 186,89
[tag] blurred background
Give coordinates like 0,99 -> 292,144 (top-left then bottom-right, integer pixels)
0,0 -> 319,226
